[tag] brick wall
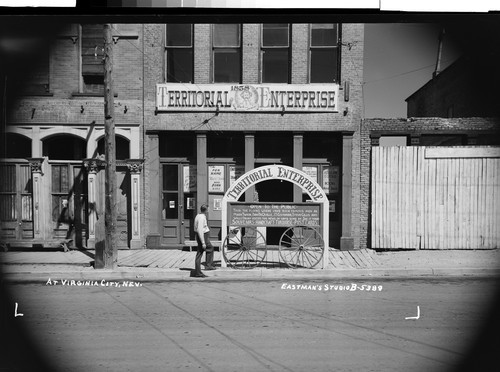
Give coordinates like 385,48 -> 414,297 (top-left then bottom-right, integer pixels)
406,57 -> 500,118
143,23 -> 365,248
6,22 -> 147,248
359,117 -> 500,250
242,24 -> 259,84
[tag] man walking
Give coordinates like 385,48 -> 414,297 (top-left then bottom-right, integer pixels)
193,204 -> 216,277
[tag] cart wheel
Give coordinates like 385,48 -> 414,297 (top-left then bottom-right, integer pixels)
279,226 -> 324,269
223,227 -> 267,269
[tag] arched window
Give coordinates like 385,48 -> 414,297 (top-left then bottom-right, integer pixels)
43,135 -> 86,160
4,133 -> 32,159
96,136 -> 130,160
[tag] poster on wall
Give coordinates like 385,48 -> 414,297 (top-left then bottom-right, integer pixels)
302,166 -> 318,194
229,165 -> 245,186
208,165 -> 225,192
323,166 -> 339,194
183,165 -> 197,193
302,166 -> 318,182
213,198 -> 222,211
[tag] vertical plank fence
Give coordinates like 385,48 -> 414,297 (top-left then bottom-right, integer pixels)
371,146 -> 500,249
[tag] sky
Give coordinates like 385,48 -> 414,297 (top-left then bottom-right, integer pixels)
363,23 -> 461,119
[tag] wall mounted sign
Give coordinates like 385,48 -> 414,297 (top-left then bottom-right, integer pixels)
322,166 -> 339,194
183,165 -> 197,193
156,83 -> 339,112
229,165 -> 245,186
208,165 -> 225,192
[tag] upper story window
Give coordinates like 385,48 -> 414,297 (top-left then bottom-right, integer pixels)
81,24 -> 104,94
261,24 -> 290,83
310,24 -> 339,83
166,24 -> 193,83
213,24 -> 241,83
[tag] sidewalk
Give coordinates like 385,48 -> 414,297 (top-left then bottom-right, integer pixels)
1,248 -> 499,282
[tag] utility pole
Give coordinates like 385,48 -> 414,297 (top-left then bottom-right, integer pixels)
433,27 -> 445,78
100,23 -> 117,269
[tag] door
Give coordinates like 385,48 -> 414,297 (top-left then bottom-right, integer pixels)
116,167 -> 130,249
161,163 -> 195,245
94,166 -> 129,249
50,163 -> 87,247
0,162 -> 33,240
254,163 -> 294,245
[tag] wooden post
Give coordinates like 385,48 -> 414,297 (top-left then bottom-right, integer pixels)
98,24 -> 117,269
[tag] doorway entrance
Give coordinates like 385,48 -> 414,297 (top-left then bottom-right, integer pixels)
160,163 -> 196,245
255,178 -> 293,245
0,162 -> 34,241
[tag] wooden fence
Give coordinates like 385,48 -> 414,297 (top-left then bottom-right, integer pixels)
371,146 -> 500,249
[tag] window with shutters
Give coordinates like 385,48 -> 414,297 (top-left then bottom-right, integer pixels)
309,24 -> 340,83
166,24 -> 194,83
81,24 -> 104,94
213,24 -> 241,83
0,164 -> 17,222
261,24 -> 290,83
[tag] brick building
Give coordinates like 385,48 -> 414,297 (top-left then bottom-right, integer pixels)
405,33 -> 500,118
1,23 -> 144,249
142,23 -> 364,250
1,22 -> 365,251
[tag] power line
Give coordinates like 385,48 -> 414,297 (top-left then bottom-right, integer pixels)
363,59 -> 456,85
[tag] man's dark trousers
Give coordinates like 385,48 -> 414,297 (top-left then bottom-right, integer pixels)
195,232 -> 214,274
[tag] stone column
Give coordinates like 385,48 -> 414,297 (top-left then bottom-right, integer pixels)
127,159 -> 144,249
28,158 -> 44,239
83,158 -> 104,248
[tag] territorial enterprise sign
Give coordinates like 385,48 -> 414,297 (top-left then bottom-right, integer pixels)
156,83 -> 339,112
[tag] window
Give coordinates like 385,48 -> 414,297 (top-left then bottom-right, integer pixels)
159,132 -> 195,158
261,24 -> 290,83
96,136 -> 130,160
207,132 -> 244,159
166,24 -> 193,83
81,24 -> 104,93
379,136 -> 408,147
0,164 -> 32,224
310,24 -> 339,83
213,24 -> 241,83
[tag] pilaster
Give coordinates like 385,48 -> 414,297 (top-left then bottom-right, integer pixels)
83,158 -> 105,248
127,159 -> 144,249
27,158 -> 45,239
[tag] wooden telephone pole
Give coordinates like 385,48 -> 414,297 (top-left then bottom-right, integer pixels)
100,24 -> 117,269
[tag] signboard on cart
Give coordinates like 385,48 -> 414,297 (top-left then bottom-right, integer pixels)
229,203 -> 321,227
221,164 -> 330,269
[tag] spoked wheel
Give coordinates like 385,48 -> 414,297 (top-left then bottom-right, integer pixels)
279,226 -> 324,269
223,226 -> 267,269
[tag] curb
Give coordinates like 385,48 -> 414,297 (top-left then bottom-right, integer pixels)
2,267 -> 500,283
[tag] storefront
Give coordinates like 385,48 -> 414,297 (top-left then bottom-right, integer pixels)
145,82 -> 355,249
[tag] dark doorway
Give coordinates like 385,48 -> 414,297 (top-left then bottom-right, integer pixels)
255,179 -> 293,245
